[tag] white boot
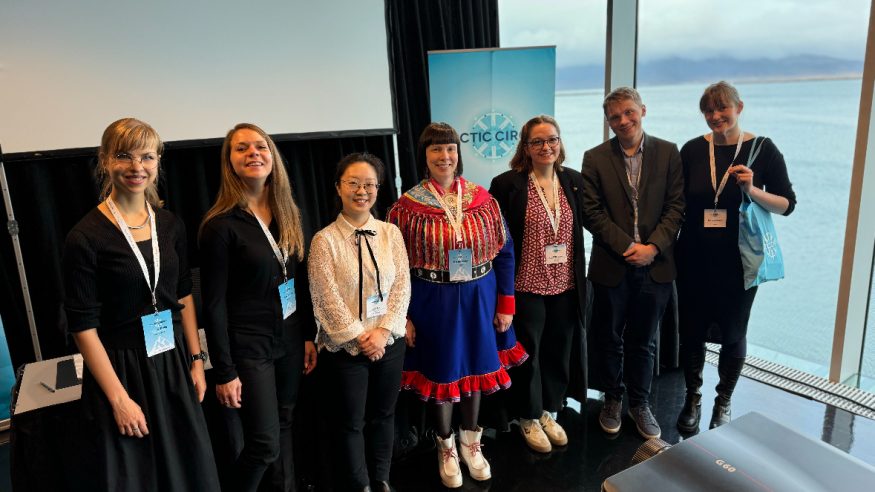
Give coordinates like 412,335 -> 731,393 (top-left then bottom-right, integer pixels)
436,433 -> 463,488
458,427 -> 491,481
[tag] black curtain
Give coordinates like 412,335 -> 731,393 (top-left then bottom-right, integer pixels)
0,134 -> 397,367
386,0 -> 500,189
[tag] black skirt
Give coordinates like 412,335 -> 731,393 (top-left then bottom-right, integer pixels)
80,325 -> 220,491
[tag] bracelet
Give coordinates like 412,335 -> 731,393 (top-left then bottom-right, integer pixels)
190,350 -> 208,366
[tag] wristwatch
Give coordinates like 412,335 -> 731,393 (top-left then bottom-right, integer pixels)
190,350 -> 208,365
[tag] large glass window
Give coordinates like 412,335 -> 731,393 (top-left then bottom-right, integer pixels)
499,0 -> 607,166
638,0 -> 871,377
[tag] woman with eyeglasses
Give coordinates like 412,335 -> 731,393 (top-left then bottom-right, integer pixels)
308,153 -> 411,492
489,115 -> 587,454
388,122 -> 527,488
63,118 -> 220,491
199,123 -> 317,491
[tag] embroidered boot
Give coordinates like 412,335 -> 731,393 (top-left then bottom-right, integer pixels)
458,427 -> 491,481
435,433 -> 463,488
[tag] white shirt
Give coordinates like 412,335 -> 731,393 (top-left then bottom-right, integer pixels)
308,214 -> 411,355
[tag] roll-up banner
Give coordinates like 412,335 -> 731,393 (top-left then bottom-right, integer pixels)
0,316 -> 14,422
427,46 -> 556,187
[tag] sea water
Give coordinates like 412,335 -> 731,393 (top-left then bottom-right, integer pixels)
555,78 -> 875,384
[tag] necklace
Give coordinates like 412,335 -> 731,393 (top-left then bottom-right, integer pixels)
127,209 -> 151,230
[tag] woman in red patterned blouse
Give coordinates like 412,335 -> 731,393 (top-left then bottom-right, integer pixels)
489,115 -> 588,454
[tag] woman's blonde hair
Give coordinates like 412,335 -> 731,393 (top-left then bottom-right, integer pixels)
200,123 -> 305,260
96,118 -> 164,207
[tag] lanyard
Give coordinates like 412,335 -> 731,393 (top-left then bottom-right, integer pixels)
252,211 -> 289,281
530,172 -> 561,242
106,198 -> 160,311
426,178 -> 465,246
708,129 -> 745,209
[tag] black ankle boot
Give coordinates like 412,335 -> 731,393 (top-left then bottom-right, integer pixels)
677,393 -> 702,433
710,395 -> 731,429
677,343 -> 705,432
710,353 -> 745,429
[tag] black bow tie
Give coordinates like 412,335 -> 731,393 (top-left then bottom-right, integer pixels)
354,229 -> 382,321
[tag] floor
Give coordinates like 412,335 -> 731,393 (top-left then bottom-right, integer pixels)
2,363 -> 873,491
388,363 -> 875,491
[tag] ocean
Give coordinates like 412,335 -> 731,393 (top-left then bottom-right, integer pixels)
554,78 -> 875,382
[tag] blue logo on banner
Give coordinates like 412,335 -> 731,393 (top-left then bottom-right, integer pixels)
461,112 -> 518,160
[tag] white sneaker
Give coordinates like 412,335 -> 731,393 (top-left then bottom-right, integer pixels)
539,411 -> 568,446
435,433 -> 463,488
458,427 -> 491,481
519,418 -> 552,453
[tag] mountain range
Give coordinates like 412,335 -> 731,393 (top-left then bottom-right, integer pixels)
556,54 -> 863,90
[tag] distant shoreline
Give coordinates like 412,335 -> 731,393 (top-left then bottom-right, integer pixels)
557,73 -> 863,96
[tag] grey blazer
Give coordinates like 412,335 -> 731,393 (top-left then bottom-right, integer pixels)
580,133 -> 685,287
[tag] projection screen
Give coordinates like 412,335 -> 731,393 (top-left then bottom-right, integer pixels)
0,0 -> 395,155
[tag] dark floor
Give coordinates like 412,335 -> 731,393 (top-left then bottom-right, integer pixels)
389,363 -> 875,491
2,363 -> 873,491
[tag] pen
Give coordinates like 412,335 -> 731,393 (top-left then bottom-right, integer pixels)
40,381 -> 56,393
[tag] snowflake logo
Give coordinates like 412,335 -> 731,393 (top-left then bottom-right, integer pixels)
763,231 -> 779,259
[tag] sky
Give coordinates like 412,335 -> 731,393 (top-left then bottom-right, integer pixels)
499,0 -> 871,68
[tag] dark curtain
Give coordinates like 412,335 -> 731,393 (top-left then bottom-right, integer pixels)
386,0 -> 500,189
0,134 -> 397,367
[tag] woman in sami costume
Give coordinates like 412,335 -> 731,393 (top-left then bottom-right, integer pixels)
387,122 -> 527,488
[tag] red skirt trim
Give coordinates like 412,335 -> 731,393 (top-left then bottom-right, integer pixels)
401,367 -> 512,404
498,341 -> 529,369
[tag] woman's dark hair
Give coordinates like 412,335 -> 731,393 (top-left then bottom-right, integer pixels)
333,152 -> 386,215
416,122 -> 463,178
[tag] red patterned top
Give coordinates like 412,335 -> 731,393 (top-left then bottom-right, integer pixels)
515,178 -> 575,295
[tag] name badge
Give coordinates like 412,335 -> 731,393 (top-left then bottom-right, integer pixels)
545,243 -> 568,265
704,209 -> 727,228
142,309 -> 175,357
366,293 -> 388,318
448,248 -> 473,282
278,278 -> 297,319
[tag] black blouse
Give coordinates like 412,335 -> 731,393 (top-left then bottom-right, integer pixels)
200,207 -> 315,384
63,207 -> 192,348
677,136 -> 797,281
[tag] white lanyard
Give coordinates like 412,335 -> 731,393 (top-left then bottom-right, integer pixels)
426,179 -> 465,246
708,129 -> 745,209
106,198 -> 160,311
252,211 -> 289,281
530,172 -> 561,242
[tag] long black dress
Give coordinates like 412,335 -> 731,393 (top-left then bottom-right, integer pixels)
677,136 -> 797,345
63,207 -> 220,492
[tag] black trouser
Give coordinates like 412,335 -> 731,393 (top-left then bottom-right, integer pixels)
592,266 -> 672,408
510,289 -> 579,419
321,341 -> 405,490
234,344 -> 304,492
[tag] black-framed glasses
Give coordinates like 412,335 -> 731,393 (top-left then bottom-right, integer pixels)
527,136 -> 561,149
114,152 -> 160,169
340,180 -> 380,193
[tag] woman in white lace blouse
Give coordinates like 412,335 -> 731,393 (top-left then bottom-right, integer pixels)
308,152 -> 411,492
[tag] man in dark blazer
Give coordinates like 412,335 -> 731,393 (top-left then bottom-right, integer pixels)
580,87 -> 684,440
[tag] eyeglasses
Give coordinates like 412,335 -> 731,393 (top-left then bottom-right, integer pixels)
114,152 -> 160,168
340,180 -> 380,193
527,136 -> 561,149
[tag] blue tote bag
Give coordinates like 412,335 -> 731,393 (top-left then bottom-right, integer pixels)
738,136 -> 785,290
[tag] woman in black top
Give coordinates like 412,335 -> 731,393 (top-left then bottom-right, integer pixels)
63,118 -> 220,491
200,123 -> 317,491
676,82 -> 796,432
489,115 -> 587,454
